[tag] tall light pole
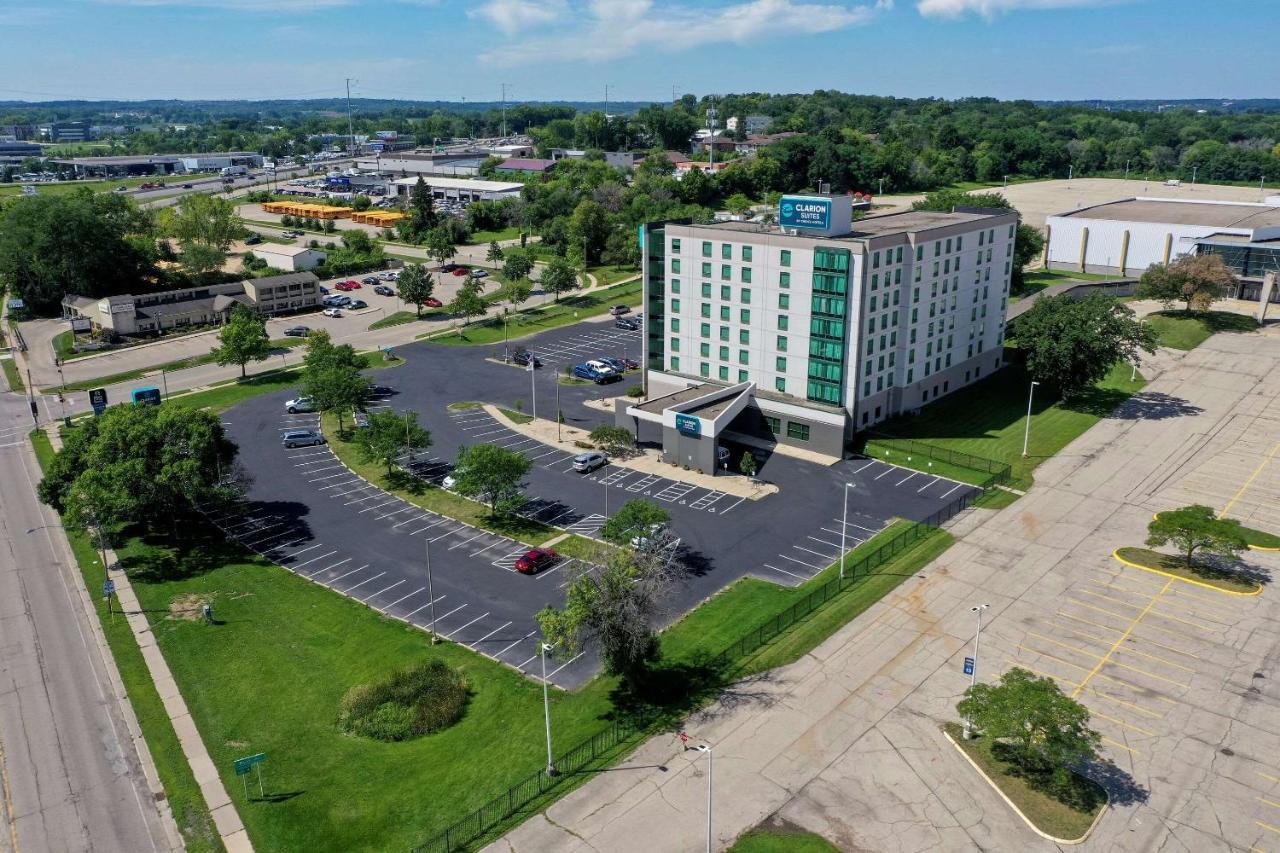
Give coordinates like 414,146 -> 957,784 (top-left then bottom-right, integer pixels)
425,539 -> 437,643
528,355 -> 537,419
1021,380 -> 1039,458
1002,175 -> 1008,189
1191,165 -> 1198,187
840,482 -> 854,581
541,642 -> 557,776
602,459 -> 609,519
344,78 -> 357,158
695,743 -> 713,853
963,604 -> 990,740
555,365 -> 562,442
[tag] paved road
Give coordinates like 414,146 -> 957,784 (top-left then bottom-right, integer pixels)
0,393 -> 174,852
488,327 -> 1280,853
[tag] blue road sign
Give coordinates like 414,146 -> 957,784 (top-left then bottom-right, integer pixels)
102,579 -> 115,599
234,753 -> 267,775
89,388 -> 108,416
963,656 -> 975,676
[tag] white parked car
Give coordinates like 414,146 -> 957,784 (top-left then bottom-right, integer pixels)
322,308 -> 342,318
285,396 -> 315,414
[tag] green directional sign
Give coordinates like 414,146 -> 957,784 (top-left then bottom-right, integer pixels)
234,753 -> 266,776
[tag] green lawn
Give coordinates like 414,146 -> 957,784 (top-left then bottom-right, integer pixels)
53,338 -> 307,393
1143,310 -> 1258,351
946,724 -> 1105,840
466,226 -> 520,244
428,280 -> 642,347
1114,547 -> 1260,593
586,265 -> 640,287
729,827 -> 840,853
497,406 -> 532,424
368,309 -> 448,330
1,357 -> 22,392
29,432 -> 224,852
1239,525 -> 1280,550
870,357 -> 1146,491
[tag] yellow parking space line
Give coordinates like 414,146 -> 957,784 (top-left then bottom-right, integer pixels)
1146,607 -> 1219,633
1261,771 -> 1280,784
1026,632 -> 1107,663
1105,658 -> 1191,688
1047,622 -> 1198,673
1078,587 -> 1147,610
1073,579 -> 1173,699
1095,581 -> 1237,622
1086,687 -> 1165,720
1006,659 -> 1080,687
1018,645 -> 1092,674
1092,669 -> 1179,702
1101,736 -> 1139,755
1220,441 -> 1280,519
1261,797 -> 1280,810
1259,820 -> 1280,835
1091,710 -> 1157,737
1169,584 -> 1245,612
1026,632 -> 1189,686
1057,610 -> 1126,635
1067,598 -> 1201,643
1078,588 -> 1218,632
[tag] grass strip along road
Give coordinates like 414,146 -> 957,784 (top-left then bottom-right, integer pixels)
29,431 -> 224,853
51,337 -> 308,393
427,279 -> 642,346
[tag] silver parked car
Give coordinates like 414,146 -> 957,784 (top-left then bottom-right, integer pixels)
281,429 -> 325,448
572,451 -> 608,473
285,396 -> 316,414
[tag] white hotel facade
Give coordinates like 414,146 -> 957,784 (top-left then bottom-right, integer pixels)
623,195 -> 1018,471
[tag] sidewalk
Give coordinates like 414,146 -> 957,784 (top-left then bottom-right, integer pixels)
45,427 -> 253,853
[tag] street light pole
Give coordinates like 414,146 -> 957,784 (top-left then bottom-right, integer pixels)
555,368 -> 562,442
963,604 -> 990,739
695,744 -> 713,853
840,482 -> 854,581
426,538 -> 436,643
1021,380 -> 1040,458
541,642 -> 557,776
529,356 -> 537,420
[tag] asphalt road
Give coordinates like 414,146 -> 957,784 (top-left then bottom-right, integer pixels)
219,317 -> 978,687
0,393 -> 173,852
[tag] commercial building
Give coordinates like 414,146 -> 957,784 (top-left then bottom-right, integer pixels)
39,121 -> 90,142
725,115 -> 774,135
549,149 -> 639,171
391,176 -> 524,203
248,244 -> 326,272
357,151 -> 487,178
495,158 -> 556,175
1045,197 -> 1280,301
177,152 -> 263,172
622,195 -> 1017,473
51,152 -> 262,177
62,272 -> 321,336
0,140 -> 42,165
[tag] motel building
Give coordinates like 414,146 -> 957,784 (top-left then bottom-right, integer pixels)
617,194 -> 1018,474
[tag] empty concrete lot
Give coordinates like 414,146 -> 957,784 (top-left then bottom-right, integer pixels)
489,327 -> 1280,852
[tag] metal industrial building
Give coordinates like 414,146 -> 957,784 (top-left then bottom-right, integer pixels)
1045,197 -> 1280,301
620,195 -> 1017,473
51,152 -> 262,177
391,176 -> 524,203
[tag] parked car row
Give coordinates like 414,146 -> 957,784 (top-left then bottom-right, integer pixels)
571,355 -> 637,384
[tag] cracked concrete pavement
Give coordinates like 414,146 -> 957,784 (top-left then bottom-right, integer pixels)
486,324 -> 1280,852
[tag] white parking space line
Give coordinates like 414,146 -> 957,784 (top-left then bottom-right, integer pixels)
285,543 -> 321,558
494,630 -> 537,658
362,579 -> 405,602
273,537 -> 311,551
321,564 -> 368,585
448,530 -> 488,551
527,448 -> 562,462
428,526 -> 465,543
916,477 -> 940,493
895,471 -> 917,487
308,556 -> 352,577
431,603 -> 469,624
781,553 -> 825,570
655,483 -> 694,502
808,535 -> 840,549
376,504 -> 418,520
470,537 -> 512,557
381,587 -> 426,611
358,498 -> 401,514
340,571 -> 386,593
719,496 -> 746,515
344,493 -> 387,506
626,474 -> 661,492
324,481 -> 367,494
793,544 -> 835,560
409,518 -> 451,535
689,491 -> 728,510
287,450 -> 328,459
829,517 -> 883,534
940,482 -> 965,499
293,549 -> 338,569
447,612 -> 489,638
546,651 -> 585,679
308,472 -> 349,482
473,622 -> 512,645
874,467 -> 894,481
764,563 -> 809,582
294,458 -> 338,468
470,428 -> 508,438
516,653 -> 538,669
852,460 -> 877,474
393,513 -> 431,528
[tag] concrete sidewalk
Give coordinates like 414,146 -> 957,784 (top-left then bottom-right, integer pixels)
45,427 -> 253,853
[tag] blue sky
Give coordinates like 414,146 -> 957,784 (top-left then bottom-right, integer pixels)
2,0 -> 1277,103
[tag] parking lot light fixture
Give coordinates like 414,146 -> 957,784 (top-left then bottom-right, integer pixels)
1022,380 -> 1040,458
426,539 -> 437,644
840,482 -> 854,581
541,642 -> 557,776
963,604 -> 990,740
694,743 -> 712,853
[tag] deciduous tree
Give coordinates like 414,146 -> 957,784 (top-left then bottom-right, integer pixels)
450,444 -> 531,516
448,281 -> 487,327
540,256 -> 579,302
396,263 -> 435,318
1137,254 -> 1236,313
1146,504 -> 1248,567
211,304 -> 270,378
600,500 -> 669,546
356,410 -> 431,476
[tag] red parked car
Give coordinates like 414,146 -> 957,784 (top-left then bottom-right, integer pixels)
334,281 -> 355,292
450,267 -> 470,276
425,297 -> 443,308
345,279 -> 362,289
514,548 -> 557,575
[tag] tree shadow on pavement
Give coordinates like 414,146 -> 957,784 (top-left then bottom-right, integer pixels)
1107,391 -> 1204,421
1083,758 -> 1149,808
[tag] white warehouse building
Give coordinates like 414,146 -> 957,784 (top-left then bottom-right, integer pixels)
1045,197 -> 1280,300
619,195 -> 1018,473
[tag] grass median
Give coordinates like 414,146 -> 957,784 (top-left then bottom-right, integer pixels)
1113,547 -> 1261,593
52,337 -> 307,394
870,357 -> 1145,491
945,723 -> 1106,841
29,431 -> 224,853
1,356 -> 22,392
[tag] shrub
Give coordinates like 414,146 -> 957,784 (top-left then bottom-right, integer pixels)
573,440 -> 594,450
338,659 -> 467,742
625,385 -> 645,398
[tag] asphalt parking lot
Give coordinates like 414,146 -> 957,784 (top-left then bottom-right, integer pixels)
221,316 -> 983,688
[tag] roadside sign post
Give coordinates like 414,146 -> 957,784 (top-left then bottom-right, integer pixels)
233,753 -> 267,799
963,657 -> 975,676
89,388 -> 109,417
102,579 -> 115,624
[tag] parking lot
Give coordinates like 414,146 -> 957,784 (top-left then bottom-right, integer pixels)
511,319 -> 642,369
220,315 -> 985,689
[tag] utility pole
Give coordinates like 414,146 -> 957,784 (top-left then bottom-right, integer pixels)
672,84 -> 678,106
344,78 -> 357,157
426,539 -> 437,644
963,604 -> 990,739
706,97 -> 718,168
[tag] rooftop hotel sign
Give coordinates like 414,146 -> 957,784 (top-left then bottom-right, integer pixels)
778,196 -> 831,230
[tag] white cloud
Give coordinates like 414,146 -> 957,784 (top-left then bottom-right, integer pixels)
92,0 -> 353,10
917,0 -> 1120,18
470,0 -> 570,33
480,0 -> 888,65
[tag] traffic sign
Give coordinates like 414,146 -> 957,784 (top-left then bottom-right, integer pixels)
89,388 -> 108,416
963,656 -> 975,676
102,579 -> 115,599
234,752 -> 266,775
